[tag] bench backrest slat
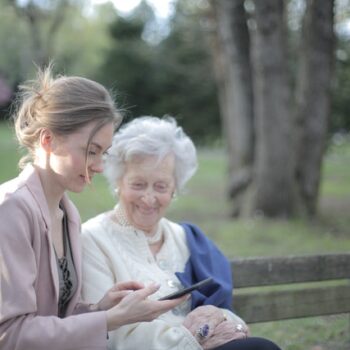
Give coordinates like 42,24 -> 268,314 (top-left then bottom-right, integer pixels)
233,285 -> 350,323
231,253 -> 350,288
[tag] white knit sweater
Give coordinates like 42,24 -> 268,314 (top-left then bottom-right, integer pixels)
81,212 -> 241,350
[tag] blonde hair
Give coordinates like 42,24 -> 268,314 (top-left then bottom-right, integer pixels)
13,65 -> 122,168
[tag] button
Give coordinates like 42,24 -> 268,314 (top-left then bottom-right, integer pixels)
158,259 -> 168,270
167,279 -> 176,288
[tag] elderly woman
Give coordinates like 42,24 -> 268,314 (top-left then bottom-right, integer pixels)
81,117 -> 281,350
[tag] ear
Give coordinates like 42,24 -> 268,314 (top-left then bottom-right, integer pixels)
39,128 -> 54,153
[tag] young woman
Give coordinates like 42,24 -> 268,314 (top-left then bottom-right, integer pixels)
0,68 -> 186,350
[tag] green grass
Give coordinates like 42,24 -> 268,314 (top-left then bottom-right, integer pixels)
1,122 -> 350,349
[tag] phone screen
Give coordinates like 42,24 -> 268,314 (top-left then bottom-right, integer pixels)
158,277 -> 213,300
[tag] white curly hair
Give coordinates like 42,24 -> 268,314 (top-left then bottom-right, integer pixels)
104,116 -> 198,194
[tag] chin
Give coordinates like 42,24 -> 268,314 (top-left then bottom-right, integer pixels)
68,183 -> 86,193
137,221 -> 158,232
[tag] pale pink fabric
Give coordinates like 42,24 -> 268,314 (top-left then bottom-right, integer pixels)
0,165 -> 108,350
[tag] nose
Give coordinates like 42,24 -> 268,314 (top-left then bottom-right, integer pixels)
89,158 -> 104,174
141,190 -> 156,205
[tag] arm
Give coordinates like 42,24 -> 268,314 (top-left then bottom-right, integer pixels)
82,230 -> 202,350
0,195 -> 107,350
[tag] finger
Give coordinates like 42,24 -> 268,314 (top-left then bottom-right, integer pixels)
109,290 -> 134,300
156,293 -> 189,311
131,283 -> 161,299
112,281 -> 145,292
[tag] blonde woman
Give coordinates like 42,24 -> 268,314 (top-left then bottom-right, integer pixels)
0,68 -> 186,350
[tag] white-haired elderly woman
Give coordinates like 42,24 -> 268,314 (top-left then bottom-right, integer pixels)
81,117 -> 281,350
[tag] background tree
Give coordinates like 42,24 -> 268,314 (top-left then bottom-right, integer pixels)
97,0 -> 220,142
331,28 -> 350,133
210,0 -> 335,218
6,0 -> 73,67
294,0 -> 335,216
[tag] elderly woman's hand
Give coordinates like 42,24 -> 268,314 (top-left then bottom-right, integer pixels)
183,306 -> 250,348
201,320 -> 249,349
183,305 -> 226,344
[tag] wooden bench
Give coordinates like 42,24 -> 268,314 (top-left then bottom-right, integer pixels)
230,253 -> 350,323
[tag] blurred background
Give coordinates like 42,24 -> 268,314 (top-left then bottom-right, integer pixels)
0,0 -> 349,349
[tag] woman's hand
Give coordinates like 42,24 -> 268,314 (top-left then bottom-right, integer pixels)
106,283 -> 188,331
183,305 -> 226,343
201,320 -> 248,349
95,281 -> 145,311
183,306 -> 249,348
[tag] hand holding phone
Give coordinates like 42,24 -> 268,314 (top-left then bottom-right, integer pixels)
158,277 -> 213,300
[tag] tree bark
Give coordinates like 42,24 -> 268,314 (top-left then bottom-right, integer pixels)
294,0 -> 335,216
209,0 -> 254,216
206,0 -> 336,219
251,0 -> 295,217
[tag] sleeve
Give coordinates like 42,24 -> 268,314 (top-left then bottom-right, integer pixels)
0,196 -> 108,350
81,228 -> 202,350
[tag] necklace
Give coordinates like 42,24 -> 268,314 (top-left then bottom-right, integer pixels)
114,204 -> 130,227
146,225 -> 163,245
114,204 -> 163,245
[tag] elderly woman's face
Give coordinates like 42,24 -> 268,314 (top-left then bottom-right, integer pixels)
118,153 -> 176,233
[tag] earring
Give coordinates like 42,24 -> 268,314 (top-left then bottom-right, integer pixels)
114,188 -> 119,196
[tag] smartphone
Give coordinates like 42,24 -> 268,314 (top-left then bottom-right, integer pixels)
158,277 -> 213,300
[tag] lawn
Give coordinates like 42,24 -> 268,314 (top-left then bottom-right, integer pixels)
1,122 -> 349,349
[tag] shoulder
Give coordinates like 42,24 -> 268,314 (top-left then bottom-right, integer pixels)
179,222 -> 223,252
0,177 -> 38,221
180,222 -> 208,240
81,212 -> 111,245
0,180 -> 42,245
161,218 -> 187,241
82,212 -> 108,233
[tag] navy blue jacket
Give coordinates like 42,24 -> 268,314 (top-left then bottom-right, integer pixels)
175,223 -> 233,311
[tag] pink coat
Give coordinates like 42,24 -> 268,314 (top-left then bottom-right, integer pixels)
0,165 -> 108,350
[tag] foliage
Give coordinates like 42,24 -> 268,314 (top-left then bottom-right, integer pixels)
96,0 -> 220,143
0,2 -> 29,86
0,0 -> 349,138
0,0 -> 113,91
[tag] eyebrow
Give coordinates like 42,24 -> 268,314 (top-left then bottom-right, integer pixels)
90,142 -> 112,151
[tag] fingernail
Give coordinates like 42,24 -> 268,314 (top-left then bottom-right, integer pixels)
152,283 -> 161,289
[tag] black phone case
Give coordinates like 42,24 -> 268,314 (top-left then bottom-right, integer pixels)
158,277 -> 213,300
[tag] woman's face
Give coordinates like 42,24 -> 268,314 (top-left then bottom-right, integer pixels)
45,121 -> 114,193
118,153 -> 176,233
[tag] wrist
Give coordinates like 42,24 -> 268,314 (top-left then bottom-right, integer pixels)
89,303 -> 100,312
106,307 -> 125,331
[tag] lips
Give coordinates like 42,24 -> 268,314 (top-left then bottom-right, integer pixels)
137,205 -> 157,215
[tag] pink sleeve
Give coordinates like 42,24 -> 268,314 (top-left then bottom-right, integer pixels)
0,196 -> 108,350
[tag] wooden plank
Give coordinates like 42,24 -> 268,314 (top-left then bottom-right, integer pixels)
231,254 -> 350,288
233,285 -> 350,323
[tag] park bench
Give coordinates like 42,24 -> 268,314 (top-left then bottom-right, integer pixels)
230,253 -> 350,323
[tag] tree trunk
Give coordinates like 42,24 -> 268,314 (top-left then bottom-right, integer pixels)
294,0 -> 335,216
209,0 -> 254,216
251,0 -> 295,217
208,0 -> 335,219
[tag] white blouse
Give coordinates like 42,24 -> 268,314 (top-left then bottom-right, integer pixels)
81,212 -> 239,350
